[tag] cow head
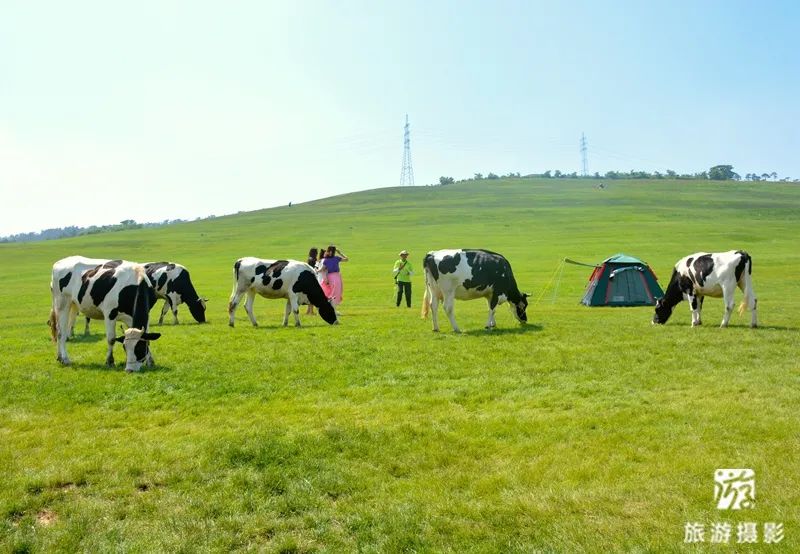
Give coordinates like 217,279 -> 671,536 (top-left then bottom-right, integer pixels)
114,327 -> 161,371
189,297 -> 208,323
318,299 -> 338,324
652,298 -> 673,325
513,293 -> 530,323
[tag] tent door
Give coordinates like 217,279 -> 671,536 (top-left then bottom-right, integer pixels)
606,268 -> 650,304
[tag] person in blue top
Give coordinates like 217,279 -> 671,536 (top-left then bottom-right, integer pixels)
392,250 -> 414,307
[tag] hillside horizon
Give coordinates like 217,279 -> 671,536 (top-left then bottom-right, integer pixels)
2,176 -> 796,244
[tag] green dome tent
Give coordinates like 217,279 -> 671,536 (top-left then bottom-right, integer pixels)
569,253 -> 664,307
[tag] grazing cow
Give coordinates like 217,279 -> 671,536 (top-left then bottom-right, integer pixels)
49,256 -> 161,371
653,250 -> 757,328
228,257 -> 338,327
143,262 -> 208,324
421,249 -> 530,332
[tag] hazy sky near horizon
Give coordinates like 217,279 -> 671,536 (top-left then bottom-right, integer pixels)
1,1 -> 798,236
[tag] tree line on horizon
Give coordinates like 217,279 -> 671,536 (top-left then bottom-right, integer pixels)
0,217 -> 214,244
3,165 -> 796,243
438,165 -> 797,186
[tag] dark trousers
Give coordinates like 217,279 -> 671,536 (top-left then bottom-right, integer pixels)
396,281 -> 411,307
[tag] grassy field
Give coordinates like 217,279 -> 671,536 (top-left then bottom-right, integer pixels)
1,178 -> 798,552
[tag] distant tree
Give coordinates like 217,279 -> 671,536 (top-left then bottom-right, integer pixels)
666,169 -> 677,178
543,170 -> 552,178
439,176 -> 455,185
473,173 -> 483,180
593,172 -> 600,179
708,165 -> 738,180
553,170 -> 562,178
771,172 -> 778,180
486,173 -> 499,180
761,173 -> 770,181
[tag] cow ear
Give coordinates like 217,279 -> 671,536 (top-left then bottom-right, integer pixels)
522,292 -> 530,299
142,332 -> 161,341
114,335 -> 125,343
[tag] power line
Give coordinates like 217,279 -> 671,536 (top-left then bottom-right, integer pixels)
400,114 -> 414,186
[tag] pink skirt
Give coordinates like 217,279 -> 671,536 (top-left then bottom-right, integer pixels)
325,272 -> 343,305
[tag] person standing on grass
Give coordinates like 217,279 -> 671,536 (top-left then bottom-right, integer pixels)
306,247 -> 319,315
322,245 -> 348,313
393,250 -> 414,307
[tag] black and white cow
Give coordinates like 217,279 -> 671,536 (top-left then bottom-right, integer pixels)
228,257 -> 338,327
421,249 -> 530,332
143,262 -> 208,325
653,250 -> 757,328
49,256 -> 161,371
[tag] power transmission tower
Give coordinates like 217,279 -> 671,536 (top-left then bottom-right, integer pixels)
580,133 -> 588,176
400,114 -> 415,186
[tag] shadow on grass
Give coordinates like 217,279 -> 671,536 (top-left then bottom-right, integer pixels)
460,323 -> 544,336
750,325 -> 799,332
659,323 -> 797,331
234,320 -> 339,331
69,361 -> 173,373
65,334 -> 104,344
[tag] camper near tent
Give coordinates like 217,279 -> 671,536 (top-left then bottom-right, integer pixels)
566,254 -> 664,307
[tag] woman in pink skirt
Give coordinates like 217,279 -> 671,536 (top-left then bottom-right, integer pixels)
322,245 -> 348,312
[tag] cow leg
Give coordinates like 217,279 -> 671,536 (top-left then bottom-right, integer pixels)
485,297 -> 498,329
688,294 -> 702,326
429,289 -> 440,332
289,295 -> 301,327
145,345 -> 155,367
283,299 -> 291,326
170,294 -> 179,324
83,316 -> 91,336
244,290 -> 258,327
104,318 -> 117,367
228,289 -> 243,327
698,297 -> 705,326
443,295 -> 460,333
158,299 -> 171,325
55,302 -> 74,364
66,309 -> 79,339
720,283 -> 736,327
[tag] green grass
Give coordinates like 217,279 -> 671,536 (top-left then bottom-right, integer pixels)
1,178 -> 798,552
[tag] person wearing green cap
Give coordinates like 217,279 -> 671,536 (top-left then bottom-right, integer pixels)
393,250 -> 414,307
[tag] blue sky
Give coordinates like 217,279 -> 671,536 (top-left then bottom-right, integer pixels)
1,1 -> 798,235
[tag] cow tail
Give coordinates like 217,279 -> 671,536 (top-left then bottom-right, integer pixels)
738,255 -> 755,315
421,285 -> 431,319
228,264 -> 240,316
47,308 -> 58,342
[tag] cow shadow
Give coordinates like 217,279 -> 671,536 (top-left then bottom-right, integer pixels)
462,323 -> 543,336
69,361 -> 173,373
747,325 -> 798,332
66,334 -> 104,344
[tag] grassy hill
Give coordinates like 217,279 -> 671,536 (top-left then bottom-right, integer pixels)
1,178 -> 799,552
